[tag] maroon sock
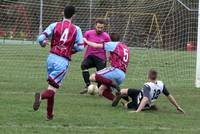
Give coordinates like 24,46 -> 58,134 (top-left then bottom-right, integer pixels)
102,89 -> 114,101
41,90 -> 55,100
41,89 -> 55,117
47,95 -> 54,117
95,74 -> 112,86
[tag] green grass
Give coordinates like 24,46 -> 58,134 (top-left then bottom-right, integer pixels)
0,44 -> 199,134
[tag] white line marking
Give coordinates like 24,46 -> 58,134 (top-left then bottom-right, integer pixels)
0,124 -> 199,132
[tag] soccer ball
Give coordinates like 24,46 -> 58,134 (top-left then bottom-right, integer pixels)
87,84 -> 98,95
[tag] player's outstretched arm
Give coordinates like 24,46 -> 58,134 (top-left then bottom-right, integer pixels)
166,95 -> 185,114
129,97 -> 149,113
83,38 -> 103,48
136,97 -> 149,112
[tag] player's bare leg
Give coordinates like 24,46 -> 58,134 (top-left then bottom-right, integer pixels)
89,73 -> 96,82
91,73 -> 120,91
92,73 -> 123,106
99,84 -> 115,101
91,73 -> 119,101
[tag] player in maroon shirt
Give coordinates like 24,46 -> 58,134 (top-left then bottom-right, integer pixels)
33,5 -> 84,120
84,33 -> 130,105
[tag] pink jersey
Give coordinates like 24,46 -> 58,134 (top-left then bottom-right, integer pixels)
84,29 -> 110,60
104,42 -> 130,72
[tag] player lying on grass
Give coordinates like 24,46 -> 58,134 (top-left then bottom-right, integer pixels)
83,33 -> 130,104
112,69 -> 185,114
33,5 -> 84,120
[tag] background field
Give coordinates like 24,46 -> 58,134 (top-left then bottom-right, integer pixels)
0,44 -> 200,134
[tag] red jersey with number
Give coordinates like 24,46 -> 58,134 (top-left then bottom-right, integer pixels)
50,20 -> 77,60
104,42 -> 130,72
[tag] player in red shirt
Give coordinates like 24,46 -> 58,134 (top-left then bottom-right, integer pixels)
84,33 -> 130,105
33,5 -> 84,120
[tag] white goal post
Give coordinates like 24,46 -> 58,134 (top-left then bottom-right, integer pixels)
195,0 -> 200,88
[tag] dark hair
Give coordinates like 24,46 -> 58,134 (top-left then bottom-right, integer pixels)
95,19 -> 106,25
148,69 -> 157,80
64,5 -> 75,19
110,33 -> 120,41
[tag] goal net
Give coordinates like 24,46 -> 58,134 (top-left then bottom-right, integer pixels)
0,0 -> 198,88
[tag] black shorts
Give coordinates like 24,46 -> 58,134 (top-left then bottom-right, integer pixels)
127,88 -> 141,109
81,55 -> 106,71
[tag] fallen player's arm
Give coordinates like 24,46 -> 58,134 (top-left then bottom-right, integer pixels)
135,96 -> 149,112
83,38 -> 103,48
166,95 -> 185,114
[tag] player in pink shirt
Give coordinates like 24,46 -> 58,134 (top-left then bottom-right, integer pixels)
84,33 -> 130,105
33,6 -> 84,120
80,19 -> 110,94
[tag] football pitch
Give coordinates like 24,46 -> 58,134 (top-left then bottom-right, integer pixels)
0,44 -> 200,134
